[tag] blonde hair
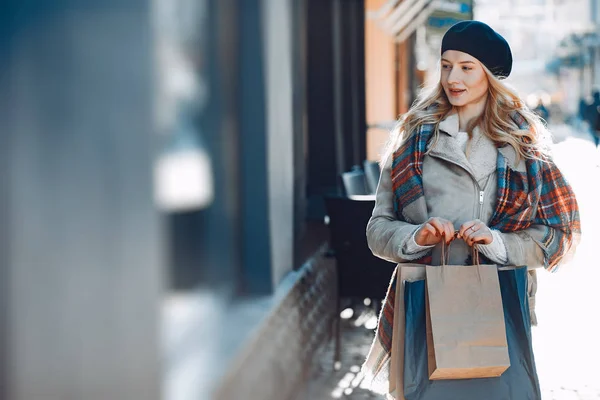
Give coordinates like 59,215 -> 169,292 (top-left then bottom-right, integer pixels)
382,64 -> 552,163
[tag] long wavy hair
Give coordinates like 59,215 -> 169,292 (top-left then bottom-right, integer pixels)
382,64 -> 552,164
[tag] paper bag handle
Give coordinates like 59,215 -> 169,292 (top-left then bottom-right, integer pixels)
440,235 -> 481,266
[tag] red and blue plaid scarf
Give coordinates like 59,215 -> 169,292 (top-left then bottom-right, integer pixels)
366,112 -> 580,390
391,111 -> 579,269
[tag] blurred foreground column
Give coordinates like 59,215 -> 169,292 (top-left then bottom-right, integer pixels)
1,1 -> 162,399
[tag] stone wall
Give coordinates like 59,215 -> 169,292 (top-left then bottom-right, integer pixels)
214,245 -> 337,400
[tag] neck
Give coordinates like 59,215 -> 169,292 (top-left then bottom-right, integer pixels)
457,95 -> 488,131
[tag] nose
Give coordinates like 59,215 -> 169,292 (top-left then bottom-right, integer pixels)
446,66 -> 460,85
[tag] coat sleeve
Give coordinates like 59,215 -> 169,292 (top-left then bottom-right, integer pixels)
366,154 -> 427,263
499,223 -> 579,270
497,225 -> 549,268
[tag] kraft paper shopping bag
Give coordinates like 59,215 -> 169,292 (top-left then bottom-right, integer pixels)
424,249 -> 510,380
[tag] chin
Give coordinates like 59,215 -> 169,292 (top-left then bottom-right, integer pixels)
448,98 -> 467,107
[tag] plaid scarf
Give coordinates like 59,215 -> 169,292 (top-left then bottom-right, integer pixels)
362,112 -> 580,395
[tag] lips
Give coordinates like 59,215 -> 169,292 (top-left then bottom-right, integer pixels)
448,88 -> 466,97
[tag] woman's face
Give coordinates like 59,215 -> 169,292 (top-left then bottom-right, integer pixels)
440,50 -> 489,108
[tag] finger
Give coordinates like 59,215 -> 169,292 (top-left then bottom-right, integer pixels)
460,224 -> 474,241
468,219 -> 483,232
465,227 -> 480,246
471,230 -> 492,246
422,223 -> 438,237
428,218 -> 445,237
416,223 -> 428,238
459,220 -> 477,237
421,223 -> 439,241
469,222 -> 491,244
433,219 -> 453,241
469,235 -> 483,246
415,224 -> 436,246
469,223 -> 481,240
471,232 -> 482,246
472,232 -> 492,245
444,223 -> 455,244
464,229 -> 473,246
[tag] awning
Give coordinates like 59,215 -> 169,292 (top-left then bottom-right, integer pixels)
367,0 -> 473,42
366,0 -> 437,42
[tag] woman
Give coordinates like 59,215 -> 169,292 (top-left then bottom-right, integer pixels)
362,21 -> 580,399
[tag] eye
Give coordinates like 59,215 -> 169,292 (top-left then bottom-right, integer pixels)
442,64 -> 451,70
462,66 -> 473,71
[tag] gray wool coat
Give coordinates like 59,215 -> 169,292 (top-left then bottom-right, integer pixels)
366,113 -> 548,322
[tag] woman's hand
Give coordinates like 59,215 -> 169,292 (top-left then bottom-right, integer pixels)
414,217 -> 456,246
459,219 -> 493,246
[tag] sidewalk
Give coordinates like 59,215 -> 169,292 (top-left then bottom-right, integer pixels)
296,304 -> 600,400
293,304 -> 384,400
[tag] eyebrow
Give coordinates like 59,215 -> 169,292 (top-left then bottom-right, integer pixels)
441,58 -> 476,65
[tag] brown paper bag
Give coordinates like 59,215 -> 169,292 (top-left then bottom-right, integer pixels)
389,265 -> 426,399
425,259 -> 510,380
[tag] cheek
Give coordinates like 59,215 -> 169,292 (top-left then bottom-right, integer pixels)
467,75 -> 488,94
440,73 -> 455,90
440,72 -> 448,85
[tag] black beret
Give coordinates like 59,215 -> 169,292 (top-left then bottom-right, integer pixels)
441,20 -> 513,78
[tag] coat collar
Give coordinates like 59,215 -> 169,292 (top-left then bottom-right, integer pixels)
438,112 -> 460,137
429,112 -> 498,182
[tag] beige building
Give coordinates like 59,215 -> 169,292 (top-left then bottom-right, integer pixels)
365,0 -> 418,161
